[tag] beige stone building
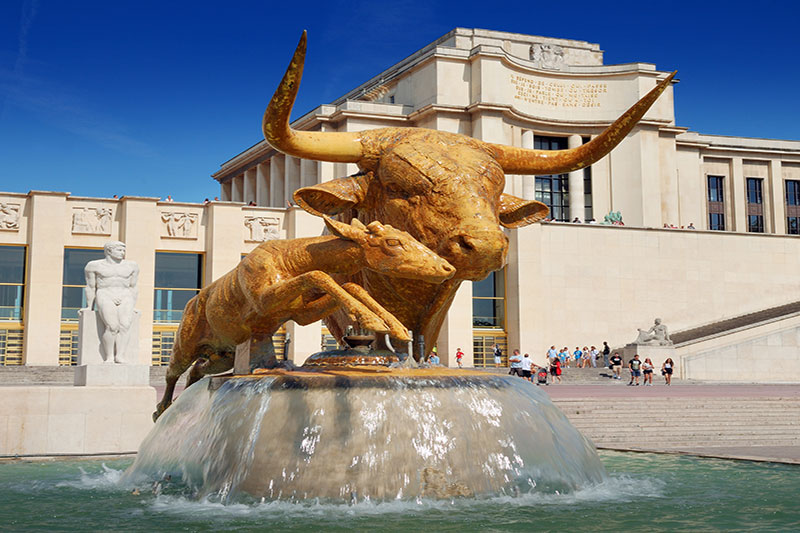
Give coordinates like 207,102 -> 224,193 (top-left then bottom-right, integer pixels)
2,29 -> 799,381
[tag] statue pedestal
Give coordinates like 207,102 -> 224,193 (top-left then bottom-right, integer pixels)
623,343 -> 676,369
77,309 -> 140,365
74,364 -> 150,387
234,338 -> 276,374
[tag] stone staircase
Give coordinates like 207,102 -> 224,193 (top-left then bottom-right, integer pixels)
670,300 -> 800,346
554,396 -> 800,450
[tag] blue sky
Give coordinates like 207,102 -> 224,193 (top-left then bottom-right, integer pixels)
0,0 -> 798,202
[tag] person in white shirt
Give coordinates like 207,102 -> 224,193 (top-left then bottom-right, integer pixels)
521,353 -> 533,381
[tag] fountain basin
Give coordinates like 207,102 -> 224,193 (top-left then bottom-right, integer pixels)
124,369 -> 605,502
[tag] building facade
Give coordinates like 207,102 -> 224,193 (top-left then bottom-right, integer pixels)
2,29 -> 800,380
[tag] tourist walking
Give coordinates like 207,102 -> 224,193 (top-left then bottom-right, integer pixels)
547,345 -> 558,360
610,352 -> 623,380
581,346 -> 590,368
559,347 -> 569,367
642,357 -> 654,385
509,349 -> 523,377
602,341 -> 610,368
573,346 -> 583,368
493,344 -> 503,367
662,358 -> 674,385
590,346 -> 599,368
628,354 -> 642,385
455,347 -> 464,368
521,353 -> 533,381
550,356 -> 562,384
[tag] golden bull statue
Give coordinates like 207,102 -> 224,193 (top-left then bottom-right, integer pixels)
154,216 -> 455,420
263,32 -> 676,357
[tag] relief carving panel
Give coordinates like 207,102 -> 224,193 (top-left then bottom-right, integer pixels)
245,216 -> 280,242
72,207 -> 113,235
161,212 -> 198,238
0,203 -> 21,231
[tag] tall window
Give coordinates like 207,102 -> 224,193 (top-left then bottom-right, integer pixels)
584,166 -> 593,222
153,252 -> 203,323
707,175 -> 725,231
0,246 -> 25,321
472,270 -> 505,328
786,180 -> 800,235
746,178 -> 764,233
62,248 -> 104,321
534,136 -> 569,221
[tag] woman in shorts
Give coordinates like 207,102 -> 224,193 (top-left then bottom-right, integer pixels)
642,357 -> 654,386
550,357 -> 562,384
662,357 -> 674,385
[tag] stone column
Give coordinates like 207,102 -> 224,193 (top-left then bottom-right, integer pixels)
22,191 -> 69,365
256,162 -> 270,207
436,281 -> 474,368
231,175 -> 244,203
568,134 -> 585,222
769,160 -> 785,234
521,130 -> 535,201
285,156 -> 301,205
220,180 -> 232,201
731,157 -> 746,232
505,224 -> 546,367
270,155 -> 286,208
205,202 -> 243,285
119,196 -> 160,365
243,168 -> 257,205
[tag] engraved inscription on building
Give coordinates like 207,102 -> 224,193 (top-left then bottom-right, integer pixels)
0,203 -> 21,231
72,207 -> 113,235
161,212 -> 198,238
510,74 -> 607,108
245,216 -> 280,242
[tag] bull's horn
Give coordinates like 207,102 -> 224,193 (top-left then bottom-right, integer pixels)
263,31 -> 363,163
489,72 -> 676,175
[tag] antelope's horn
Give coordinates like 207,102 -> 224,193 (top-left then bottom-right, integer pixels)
489,72 -> 676,175
263,31 -> 363,163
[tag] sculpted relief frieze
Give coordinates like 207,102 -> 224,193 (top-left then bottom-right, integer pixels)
161,212 -> 198,238
0,203 -> 21,231
510,73 -> 607,109
530,44 -> 565,71
245,216 -> 280,242
72,207 -> 113,235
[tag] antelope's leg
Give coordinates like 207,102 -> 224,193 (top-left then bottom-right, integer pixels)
341,282 -> 410,342
257,271 -> 389,333
291,294 -> 338,325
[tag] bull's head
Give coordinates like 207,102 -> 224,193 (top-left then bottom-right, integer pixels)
263,32 -> 674,281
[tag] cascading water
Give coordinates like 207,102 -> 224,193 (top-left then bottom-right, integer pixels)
123,370 -> 606,502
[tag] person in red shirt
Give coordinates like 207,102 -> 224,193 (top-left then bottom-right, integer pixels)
455,348 -> 464,368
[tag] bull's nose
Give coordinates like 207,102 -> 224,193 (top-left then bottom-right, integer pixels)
441,263 -> 456,275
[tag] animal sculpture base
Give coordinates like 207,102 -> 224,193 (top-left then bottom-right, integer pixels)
124,367 -> 606,502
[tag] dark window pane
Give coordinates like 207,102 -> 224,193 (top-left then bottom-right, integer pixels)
709,213 -> 725,231
153,288 -> 199,323
786,181 -> 800,206
748,215 -> 764,233
154,253 -> 202,289
61,286 -> 87,321
708,176 -> 724,203
63,248 -> 104,286
747,178 -> 763,205
0,246 -> 25,284
788,217 -> 800,235
0,285 -> 23,320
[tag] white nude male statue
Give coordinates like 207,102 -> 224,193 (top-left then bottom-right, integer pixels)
82,241 -> 139,363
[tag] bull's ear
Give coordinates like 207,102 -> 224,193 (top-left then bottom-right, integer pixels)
498,193 -> 549,228
293,172 -> 372,217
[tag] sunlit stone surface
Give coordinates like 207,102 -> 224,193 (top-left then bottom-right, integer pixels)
124,370 -> 605,502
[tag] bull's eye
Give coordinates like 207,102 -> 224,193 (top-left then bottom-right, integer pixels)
385,239 -> 401,247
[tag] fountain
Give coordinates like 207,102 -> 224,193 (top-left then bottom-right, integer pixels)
123,32 -> 676,503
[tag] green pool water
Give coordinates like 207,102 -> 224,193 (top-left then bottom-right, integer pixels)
1,451 -> 798,532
